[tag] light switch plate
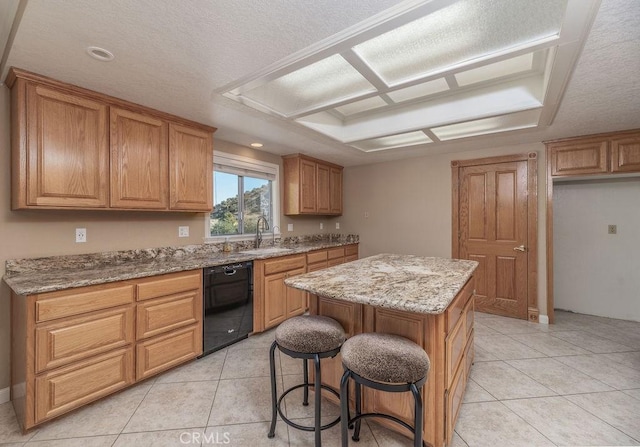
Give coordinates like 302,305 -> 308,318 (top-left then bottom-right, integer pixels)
178,226 -> 190,237
287,223 -> 294,231
320,223 -> 324,230
336,222 -> 340,230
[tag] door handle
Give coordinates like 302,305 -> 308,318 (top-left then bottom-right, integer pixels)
513,245 -> 527,252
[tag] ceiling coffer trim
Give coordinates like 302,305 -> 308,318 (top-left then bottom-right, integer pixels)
220,0 -> 601,153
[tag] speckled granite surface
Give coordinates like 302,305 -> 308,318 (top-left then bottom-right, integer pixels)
285,253 -> 477,315
4,234 -> 358,296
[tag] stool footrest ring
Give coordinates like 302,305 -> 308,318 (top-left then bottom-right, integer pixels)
275,383 -> 341,432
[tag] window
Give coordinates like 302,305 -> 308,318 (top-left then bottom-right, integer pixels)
207,152 -> 279,239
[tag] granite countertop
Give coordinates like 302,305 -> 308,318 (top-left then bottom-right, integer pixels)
284,253 -> 478,315
4,235 -> 358,296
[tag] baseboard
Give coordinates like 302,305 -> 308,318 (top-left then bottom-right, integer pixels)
0,387 -> 9,404
539,314 -> 550,325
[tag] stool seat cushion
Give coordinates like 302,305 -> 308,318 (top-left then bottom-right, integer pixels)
275,315 -> 346,354
341,333 -> 430,384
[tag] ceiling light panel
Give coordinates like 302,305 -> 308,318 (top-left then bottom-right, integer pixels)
334,95 -> 388,116
431,109 -> 541,141
352,0 -> 568,86
386,78 -> 450,103
350,131 -> 432,152
455,52 -> 536,86
240,54 -> 376,116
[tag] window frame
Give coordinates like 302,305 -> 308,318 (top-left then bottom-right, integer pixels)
205,151 -> 280,243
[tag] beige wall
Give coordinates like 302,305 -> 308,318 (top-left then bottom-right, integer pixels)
0,87 -> 328,391
340,142 -> 548,317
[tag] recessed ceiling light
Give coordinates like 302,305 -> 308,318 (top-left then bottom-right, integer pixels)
86,46 -> 114,62
250,143 -> 263,148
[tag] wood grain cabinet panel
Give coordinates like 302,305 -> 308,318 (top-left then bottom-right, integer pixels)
446,359 -> 466,443
611,135 -> 640,172
110,107 -> 168,209
283,154 -> 343,215
263,272 -> 289,329
35,306 -> 134,373
35,348 -> 134,423
136,292 -> 200,340
22,83 -> 109,208
550,140 -> 609,176
135,325 -> 200,381
136,271 -> 201,301
169,123 -> 213,211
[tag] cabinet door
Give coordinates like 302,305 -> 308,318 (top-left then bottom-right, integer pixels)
263,272 -> 288,329
330,166 -> 343,215
550,140 -> 608,176
169,123 -> 213,211
286,267 -> 307,317
316,164 -> 331,214
25,83 -> 108,207
110,108 -> 168,209
611,135 -> 640,173
300,159 -> 317,213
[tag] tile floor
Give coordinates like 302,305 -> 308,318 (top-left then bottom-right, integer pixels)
1,310 -> 639,446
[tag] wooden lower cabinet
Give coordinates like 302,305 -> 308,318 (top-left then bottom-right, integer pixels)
11,270 -> 203,431
308,275 -> 475,447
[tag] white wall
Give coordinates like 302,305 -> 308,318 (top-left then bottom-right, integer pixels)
554,178 -> 640,321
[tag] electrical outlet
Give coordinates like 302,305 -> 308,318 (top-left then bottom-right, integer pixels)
336,222 -> 340,230
608,224 -> 617,235
75,228 -> 87,243
287,223 -> 294,231
364,212 -> 369,219
320,223 -> 324,230
178,226 -> 189,237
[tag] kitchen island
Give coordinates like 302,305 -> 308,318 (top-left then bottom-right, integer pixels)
285,253 -> 478,447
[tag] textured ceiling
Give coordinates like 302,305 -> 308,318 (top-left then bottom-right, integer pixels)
3,0 -> 639,167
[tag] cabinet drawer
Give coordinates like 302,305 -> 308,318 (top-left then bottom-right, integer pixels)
465,329 -> 474,379
36,306 -> 134,373
327,247 -> 345,260
36,283 -> 134,322
136,291 -> 200,340
262,255 -> 306,275
35,347 -> 133,423
136,325 -> 201,380
446,358 -> 466,444
327,257 -> 344,267
137,270 -> 201,301
446,315 -> 466,385
446,277 -> 473,332
464,295 -> 474,336
344,255 -> 358,263
307,250 -> 328,264
345,244 -> 358,257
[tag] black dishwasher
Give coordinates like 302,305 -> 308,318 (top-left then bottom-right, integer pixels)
202,261 -> 253,356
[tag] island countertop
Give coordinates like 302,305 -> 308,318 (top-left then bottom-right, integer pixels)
284,253 -> 478,314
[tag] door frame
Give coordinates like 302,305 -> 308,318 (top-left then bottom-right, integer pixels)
451,152 -> 539,322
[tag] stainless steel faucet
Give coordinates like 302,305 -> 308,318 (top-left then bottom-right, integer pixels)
255,215 -> 270,248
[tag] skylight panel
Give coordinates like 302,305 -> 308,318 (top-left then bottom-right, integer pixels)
334,96 -> 388,116
455,53 -> 535,86
350,131 -> 432,152
386,78 -> 450,103
241,54 -> 376,116
431,109 -> 541,141
352,0 -> 568,86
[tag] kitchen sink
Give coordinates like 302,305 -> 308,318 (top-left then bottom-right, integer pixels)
239,247 -> 294,256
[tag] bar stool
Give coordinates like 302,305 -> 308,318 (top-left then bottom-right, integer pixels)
268,315 -> 346,447
339,333 -> 430,447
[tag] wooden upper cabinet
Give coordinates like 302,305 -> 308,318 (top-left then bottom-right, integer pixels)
20,82 -> 109,208
169,123 -> 213,211
547,129 -> 640,178
7,67 -> 216,212
549,139 -> 608,176
611,135 -> 640,173
110,108 -> 168,209
283,154 -> 343,216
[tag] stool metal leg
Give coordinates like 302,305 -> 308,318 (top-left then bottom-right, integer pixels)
340,369 -> 351,447
353,381 -> 362,441
267,341 -> 278,438
303,359 -> 309,406
314,353 -> 322,447
410,383 -> 423,447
